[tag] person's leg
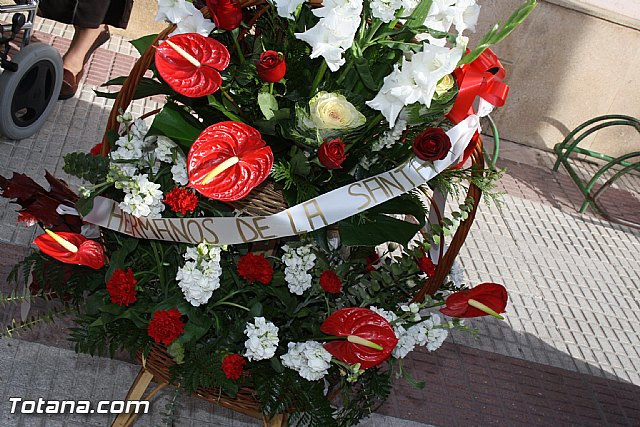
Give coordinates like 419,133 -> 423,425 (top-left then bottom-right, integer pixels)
59,24 -> 110,100
62,25 -> 107,75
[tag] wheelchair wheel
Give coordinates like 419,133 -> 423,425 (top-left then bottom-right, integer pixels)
0,42 -> 62,140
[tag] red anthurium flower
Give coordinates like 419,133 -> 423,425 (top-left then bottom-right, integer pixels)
188,121 -> 273,201
206,0 -> 243,30
440,282 -> 508,319
255,51 -> 286,83
34,229 -> 105,270
155,33 -> 230,98
321,307 -> 398,369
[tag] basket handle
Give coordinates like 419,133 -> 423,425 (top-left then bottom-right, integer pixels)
412,137 -> 485,302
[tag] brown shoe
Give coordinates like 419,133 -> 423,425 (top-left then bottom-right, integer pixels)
59,68 -> 84,100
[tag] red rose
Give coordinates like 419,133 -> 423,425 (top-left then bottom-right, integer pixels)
147,308 -> 185,346
417,256 -> 436,277
164,187 -> 199,215
255,51 -> 286,83
206,0 -> 243,30
412,128 -> 451,162
319,270 -> 342,294
106,268 -> 137,306
237,253 -> 273,284
221,353 -> 247,379
318,138 -> 347,170
365,252 -> 380,272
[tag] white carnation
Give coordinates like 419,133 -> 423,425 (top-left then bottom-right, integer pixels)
392,325 -> 416,358
281,341 -> 332,381
282,244 -> 316,295
155,136 -> 179,163
119,174 -> 165,219
176,244 -> 222,306
244,317 -> 279,361
409,314 -> 449,352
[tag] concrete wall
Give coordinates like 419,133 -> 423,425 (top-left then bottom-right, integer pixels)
471,0 -> 640,157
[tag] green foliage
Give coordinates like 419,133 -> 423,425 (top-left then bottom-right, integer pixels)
461,0 -> 537,65
2,306 -> 70,338
253,367 -> 335,426
431,167 -> 505,207
63,152 -> 109,184
70,316 -> 150,358
95,77 -> 170,100
173,342 -> 240,398
339,194 -> 427,246
148,102 -> 204,148
0,289 -> 56,307
334,368 -> 393,426
161,384 -> 184,427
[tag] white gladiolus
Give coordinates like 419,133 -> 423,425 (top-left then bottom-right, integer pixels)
366,42 -> 464,127
273,0 -> 306,19
295,0 -> 363,71
156,0 -> 193,23
169,1 -> 216,37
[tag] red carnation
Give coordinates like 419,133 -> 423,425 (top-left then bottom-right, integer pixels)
237,253 -> 273,284
164,187 -> 199,215
319,270 -> 342,294
318,138 -> 347,170
417,256 -> 436,277
106,268 -> 137,306
221,353 -> 247,379
147,308 -> 185,346
255,51 -> 286,83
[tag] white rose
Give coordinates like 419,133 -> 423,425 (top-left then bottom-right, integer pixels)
308,92 -> 366,130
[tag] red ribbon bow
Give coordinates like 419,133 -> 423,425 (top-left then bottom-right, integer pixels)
446,49 -> 509,167
447,49 -> 509,125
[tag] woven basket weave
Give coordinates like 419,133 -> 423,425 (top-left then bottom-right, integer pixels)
103,3 -> 485,418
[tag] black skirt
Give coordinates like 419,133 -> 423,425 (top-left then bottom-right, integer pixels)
38,0 -> 134,29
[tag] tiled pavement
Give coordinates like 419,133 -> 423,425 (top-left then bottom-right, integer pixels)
1,16 -> 639,427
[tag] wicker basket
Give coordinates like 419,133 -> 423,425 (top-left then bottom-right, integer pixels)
139,342 -> 271,421
103,4 -> 485,422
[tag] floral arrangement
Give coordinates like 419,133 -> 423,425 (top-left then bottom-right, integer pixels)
1,0 -> 534,424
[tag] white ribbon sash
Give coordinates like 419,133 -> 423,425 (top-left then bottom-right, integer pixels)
83,111 -> 486,245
